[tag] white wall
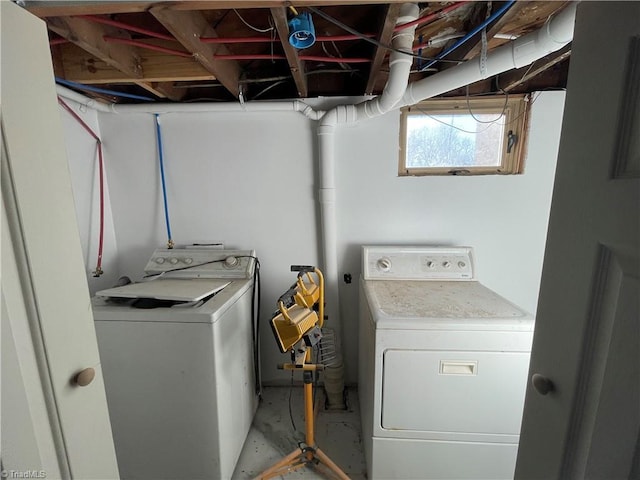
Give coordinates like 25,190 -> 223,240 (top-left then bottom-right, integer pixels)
64,91 -> 564,385
335,91 -> 565,382
97,109 -> 320,384
60,99 -> 119,293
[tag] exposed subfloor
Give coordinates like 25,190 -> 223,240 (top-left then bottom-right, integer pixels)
233,386 -> 366,479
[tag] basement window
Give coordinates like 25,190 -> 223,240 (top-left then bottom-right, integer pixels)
399,94 -> 531,176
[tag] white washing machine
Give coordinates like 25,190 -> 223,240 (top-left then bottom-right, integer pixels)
92,247 -> 259,480
359,246 -> 534,480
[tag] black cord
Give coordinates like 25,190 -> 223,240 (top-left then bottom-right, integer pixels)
289,370 -> 297,433
143,258 -> 225,278
142,254 -> 258,278
251,258 -> 262,397
306,6 -> 462,64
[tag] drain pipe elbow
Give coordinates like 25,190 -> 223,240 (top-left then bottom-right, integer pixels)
294,100 -> 325,121
356,3 -> 419,120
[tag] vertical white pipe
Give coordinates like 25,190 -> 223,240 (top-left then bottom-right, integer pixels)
318,4 -> 419,408
318,121 -> 338,334
318,2 -> 419,317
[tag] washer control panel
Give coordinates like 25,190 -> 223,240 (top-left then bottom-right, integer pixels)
144,248 -> 256,279
363,246 -> 474,280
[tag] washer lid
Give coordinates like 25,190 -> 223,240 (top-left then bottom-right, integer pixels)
96,278 -> 230,302
363,279 -> 533,331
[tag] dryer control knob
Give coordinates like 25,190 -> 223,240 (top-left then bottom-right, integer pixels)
426,261 -> 436,269
458,261 -> 466,268
224,256 -> 239,268
169,257 -> 179,265
377,258 -> 392,272
443,261 -> 451,268
184,258 -> 193,265
155,257 -> 165,264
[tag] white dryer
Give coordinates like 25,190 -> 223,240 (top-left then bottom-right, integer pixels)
92,248 -> 259,480
359,246 -> 534,480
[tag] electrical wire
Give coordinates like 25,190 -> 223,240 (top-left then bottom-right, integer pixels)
465,84 -> 509,124
250,80 -> 288,101
306,6 -> 462,63
411,91 -> 535,135
142,254 -> 258,278
233,8 -> 274,33
289,371 -> 297,432
57,96 -> 106,277
251,257 -> 262,397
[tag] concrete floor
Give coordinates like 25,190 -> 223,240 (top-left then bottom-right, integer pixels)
233,386 -> 366,479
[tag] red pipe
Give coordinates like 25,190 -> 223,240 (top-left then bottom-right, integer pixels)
213,54 -> 370,63
201,2 -> 468,46
300,55 -> 370,63
78,14 -> 175,41
394,1 -> 469,32
57,97 -> 105,277
214,54 -> 287,60
201,33 -> 375,44
103,36 -> 192,58
201,36 -> 274,44
318,33 -> 376,42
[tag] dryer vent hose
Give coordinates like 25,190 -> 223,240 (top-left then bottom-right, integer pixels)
320,327 -> 346,410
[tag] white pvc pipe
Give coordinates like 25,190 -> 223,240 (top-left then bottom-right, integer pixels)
56,85 -> 327,118
401,2 -> 576,106
316,4 -> 419,408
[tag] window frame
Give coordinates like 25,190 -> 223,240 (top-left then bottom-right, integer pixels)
398,94 -> 531,176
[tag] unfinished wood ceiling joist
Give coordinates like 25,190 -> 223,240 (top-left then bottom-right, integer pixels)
27,1 -> 572,104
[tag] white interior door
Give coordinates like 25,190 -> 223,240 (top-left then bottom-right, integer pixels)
516,3 -> 640,479
1,2 -> 119,478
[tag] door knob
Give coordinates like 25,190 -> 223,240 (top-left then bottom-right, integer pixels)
73,367 -> 96,387
531,373 -> 554,395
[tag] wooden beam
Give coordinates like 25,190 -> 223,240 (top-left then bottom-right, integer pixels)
28,1 -> 424,18
59,42 -> 215,84
46,16 -> 143,79
365,3 -> 401,95
51,44 -> 66,78
150,6 -> 241,98
270,7 -> 307,98
499,46 -> 571,92
134,81 -> 168,98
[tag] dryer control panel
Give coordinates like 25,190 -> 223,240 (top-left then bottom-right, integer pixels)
144,248 -> 256,279
362,246 -> 474,281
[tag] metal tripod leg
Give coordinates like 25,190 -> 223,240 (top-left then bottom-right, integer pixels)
254,447 -> 307,480
315,448 -> 350,480
255,368 -> 350,479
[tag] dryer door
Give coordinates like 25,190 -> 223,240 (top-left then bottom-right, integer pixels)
381,349 -> 530,438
